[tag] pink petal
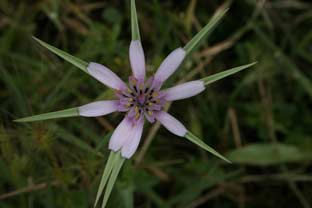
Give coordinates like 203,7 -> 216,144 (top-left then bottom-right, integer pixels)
163,80 -> 205,101
121,119 -> 144,158
129,40 -> 145,80
154,48 -> 186,84
108,117 -> 133,152
78,100 -> 119,117
155,111 -> 187,137
87,62 -> 126,90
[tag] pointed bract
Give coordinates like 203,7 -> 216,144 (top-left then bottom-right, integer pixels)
33,37 -> 88,72
94,152 -> 118,208
163,80 -> 205,101
185,131 -> 231,163
101,152 -> 125,208
14,107 -> 79,122
202,62 -> 257,85
183,8 -> 228,55
131,0 -> 141,40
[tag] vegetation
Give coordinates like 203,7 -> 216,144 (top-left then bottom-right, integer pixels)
1,0 -> 312,207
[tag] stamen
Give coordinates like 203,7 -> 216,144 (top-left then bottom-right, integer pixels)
134,106 -> 139,112
118,76 -> 166,123
135,112 -> 140,120
152,92 -> 158,97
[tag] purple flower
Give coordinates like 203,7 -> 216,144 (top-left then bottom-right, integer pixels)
15,3 -> 256,206
80,40 -> 205,159
15,8 -> 255,165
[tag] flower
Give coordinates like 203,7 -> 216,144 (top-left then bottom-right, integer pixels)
15,1 -> 255,162
79,40 -> 206,159
15,1 -> 256,206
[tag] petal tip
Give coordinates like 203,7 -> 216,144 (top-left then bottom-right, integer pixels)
129,40 -> 146,80
156,111 -> 187,137
154,47 -> 186,84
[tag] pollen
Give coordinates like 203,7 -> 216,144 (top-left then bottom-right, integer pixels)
135,113 -> 140,120
152,92 -> 158,97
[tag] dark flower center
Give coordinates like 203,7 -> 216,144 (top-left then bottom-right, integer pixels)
116,76 -> 166,123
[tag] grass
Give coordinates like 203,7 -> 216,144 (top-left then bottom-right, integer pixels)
1,0 -> 312,207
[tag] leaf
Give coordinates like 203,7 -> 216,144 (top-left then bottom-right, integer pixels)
102,152 -> 125,208
183,8 -> 228,55
226,143 -> 312,166
131,0 -> 140,40
185,0 -> 197,33
202,62 -> 257,85
33,37 -> 88,72
14,107 -> 79,122
184,131 -> 231,163
94,151 -> 118,208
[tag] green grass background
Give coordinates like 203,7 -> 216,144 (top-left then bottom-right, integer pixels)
1,0 -> 312,207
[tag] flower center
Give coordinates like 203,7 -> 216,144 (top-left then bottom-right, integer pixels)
116,76 -> 166,123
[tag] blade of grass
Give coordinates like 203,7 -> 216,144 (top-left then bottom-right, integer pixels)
50,124 -> 103,158
183,8 -> 228,55
42,69 -> 75,109
1,68 -> 28,115
102,152 -> 125,208
131,0 -> 141,40
32,37 -> 88,72
185,131 -> 231,163
252,25 -> 312,99
14,107 -> 79,122
185,0 -> 197,33
94,151 -> 118,208
95,132 -> 113,152
202,62 -> 257,85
